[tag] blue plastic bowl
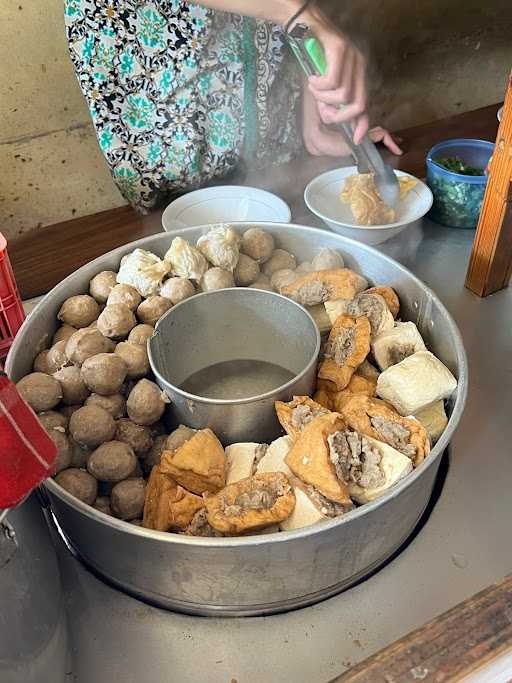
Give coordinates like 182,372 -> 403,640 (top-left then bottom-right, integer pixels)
426,138 -> 494,229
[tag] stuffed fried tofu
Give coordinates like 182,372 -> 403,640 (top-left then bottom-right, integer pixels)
160,427 -> 226,494
204,472 -> 295,535
285,412 -> 352,505
275,396 -> 330,440
282,269 -> 367,306
143,465 -> 204,532
318,314 -> 371,390
337,394 -> 430,466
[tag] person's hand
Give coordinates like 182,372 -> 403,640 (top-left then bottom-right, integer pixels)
302,87 -> 402,157
299,4 -> 369,144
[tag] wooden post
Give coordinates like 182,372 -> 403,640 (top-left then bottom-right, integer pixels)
465,74 -> 512,297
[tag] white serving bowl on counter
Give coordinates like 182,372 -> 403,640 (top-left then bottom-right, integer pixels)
304,167 -> 433,246
162,185 -> 291,231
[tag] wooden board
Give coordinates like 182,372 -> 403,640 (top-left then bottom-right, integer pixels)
331,574 -> 512,683
466,75 -> 512,296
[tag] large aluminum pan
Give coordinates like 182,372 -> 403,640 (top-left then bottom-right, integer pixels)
6,223 -> 468,617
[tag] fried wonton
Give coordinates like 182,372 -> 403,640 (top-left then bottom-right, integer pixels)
285,412 -> 351,505
318,314 -> 371,390
204,472 -> 295,535
143,465 -> 204,531
340,173 -> 418,226
160,428 -> 226,495
337,394 -> 430,466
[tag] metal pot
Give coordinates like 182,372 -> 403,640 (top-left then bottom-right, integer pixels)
6,223 -> 468,617
0,497 -> 70,682
148,288 -> 320,444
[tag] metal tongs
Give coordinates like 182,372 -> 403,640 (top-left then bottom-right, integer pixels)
286,24 -> 400,208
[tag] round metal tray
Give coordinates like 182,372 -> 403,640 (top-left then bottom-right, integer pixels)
6,223 -> 468,616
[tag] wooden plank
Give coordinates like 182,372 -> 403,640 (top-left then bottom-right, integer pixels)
331,575 -> 512,683
466,75 -> 512,296
8,104 -> 500,300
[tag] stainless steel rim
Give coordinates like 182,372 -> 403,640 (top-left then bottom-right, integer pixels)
6,222 -> 466,550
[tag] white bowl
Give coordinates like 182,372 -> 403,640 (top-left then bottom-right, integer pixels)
162,185 -> 291,232
304,167 -> 433,245
498,106 -> 503,122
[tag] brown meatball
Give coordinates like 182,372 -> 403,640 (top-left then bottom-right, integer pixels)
107,284 -> 142,311
33,340 -> 69,375
69,439 -> 92,469
115,418 -> 153,455
17,373 -> 62,412
97,304 -> 137,339
126,379 -> 166,426
52,324 -> 77,346
114,341 -> 149,380
136,296 -> 172,326
87,441 -> 137,482
262,249 -> 297,278
127,324 -> 154,346
69,405 -> 116,448
160,277 -> 195,304
241,228 -> 275,263
89,271 -> 118,303
85,393 -> 126,419
38,410 -> 68,433
58,295 -> 100,328
234,253 -> 260,286
55,468 -> 98,505
81,353 -> 127,396
200,267 -> 235,292
53,365 -> 90,405
65,328 -> 115,366
50,430 -> 72,473
111,478 -> 146,521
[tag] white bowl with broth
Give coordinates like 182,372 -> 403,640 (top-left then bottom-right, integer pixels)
304,167 -> 433,245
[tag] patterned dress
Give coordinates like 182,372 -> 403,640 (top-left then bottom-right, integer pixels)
64,1 -> 302,211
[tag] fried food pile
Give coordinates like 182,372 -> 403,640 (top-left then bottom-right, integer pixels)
340,173 -> 418,226
142,269 -> 456,536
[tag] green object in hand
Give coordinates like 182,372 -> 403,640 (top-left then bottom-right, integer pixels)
304,37 -> 327,76
435,156 -> 484,176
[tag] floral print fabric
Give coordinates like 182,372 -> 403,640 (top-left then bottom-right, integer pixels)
64,1 -> 302,211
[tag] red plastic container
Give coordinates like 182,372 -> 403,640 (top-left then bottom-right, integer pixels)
0,233 -> 25,359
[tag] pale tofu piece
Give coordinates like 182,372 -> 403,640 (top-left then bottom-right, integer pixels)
256,436 -> 293,477
225,443 -> 261,485
324,299 -> 350,325
348,437 -> 413,504
376,350 -> 457,416
280,487 -> 325,531
372,321 -> 427,371
413,400 -> 448,444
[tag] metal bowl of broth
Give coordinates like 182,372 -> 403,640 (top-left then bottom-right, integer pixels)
148,288 -> 320,444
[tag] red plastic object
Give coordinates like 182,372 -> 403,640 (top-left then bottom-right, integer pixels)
0,372 -> 57,509
0,233 -> 25,360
